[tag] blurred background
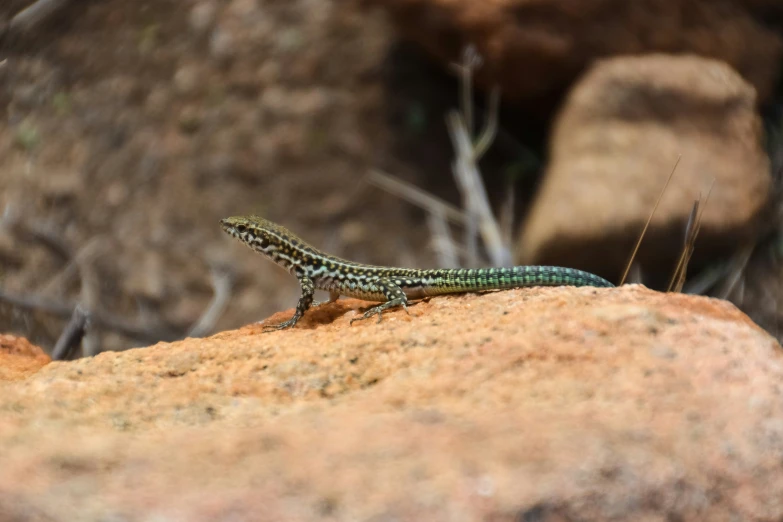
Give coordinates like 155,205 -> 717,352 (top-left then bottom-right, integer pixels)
0,0 -> 781,357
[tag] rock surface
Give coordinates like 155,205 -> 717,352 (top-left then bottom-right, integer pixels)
362,0 -> 783,104
518,54 -> 772,282
0,333 -> 49,381
1,286 -> 782,520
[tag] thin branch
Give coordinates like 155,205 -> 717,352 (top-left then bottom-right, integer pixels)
2,212 -> 72,261
51,305 -> 88,361
619,155 -> 681,286
447,110 -> 512,267
9,0 -> 72,35
187,264 -> 234,338
450,45 -> 483,139
463,207 -> 480,267
40,237 -> 108,295
446,45 -> 511,268
0,289 -> 179,343
499,173 -> 516,247
77,242 -> 103,356
472,87 -> 500,162
426,211 -> 459,268
367,169 -> 468,226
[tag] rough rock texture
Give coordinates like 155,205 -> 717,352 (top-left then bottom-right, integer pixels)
362,0 -> 783,105
0,333 -> 49,381
518,54 -> 772,282
1,286 -> 782,520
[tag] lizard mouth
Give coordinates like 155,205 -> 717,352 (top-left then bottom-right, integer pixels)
219,219 -> 238,237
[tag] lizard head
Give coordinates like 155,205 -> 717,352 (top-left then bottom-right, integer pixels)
220,215 -> 278,249
220,215 -> 312,266
220,215 -> 321,275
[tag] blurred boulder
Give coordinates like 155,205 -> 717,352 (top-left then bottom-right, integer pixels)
517,54 -> 772,282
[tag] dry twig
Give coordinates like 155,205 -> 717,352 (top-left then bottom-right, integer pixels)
0,289 -> 178,343
2,209 -> 72,261
187,264 -> 234,338
447,46 -> 510,267
76,241 -> 103,356
426,211 -> 459,268
50,305 -> 88,361
9,0 -> 71,35
40,237 -> 108,295
366,169 -> 467,226
447,109 -> 512,267
619,155 -> 681,286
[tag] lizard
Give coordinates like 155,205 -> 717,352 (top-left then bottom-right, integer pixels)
220,215 -> 614,331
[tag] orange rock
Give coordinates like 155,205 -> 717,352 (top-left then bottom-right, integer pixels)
0,286 -> 781,520
0,334 -> 50,381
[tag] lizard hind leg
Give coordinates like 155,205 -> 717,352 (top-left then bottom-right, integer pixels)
350,278 -> 409,326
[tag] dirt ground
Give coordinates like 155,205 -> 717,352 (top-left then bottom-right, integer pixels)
0,0 -> 780,352
0,0 -> 489,352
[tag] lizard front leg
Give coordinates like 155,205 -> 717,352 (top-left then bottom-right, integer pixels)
262,276 -> 315,331
350,277 -> 410,325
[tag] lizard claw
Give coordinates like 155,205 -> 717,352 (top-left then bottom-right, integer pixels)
349,307 -> 383,326
261,316 -> 300,332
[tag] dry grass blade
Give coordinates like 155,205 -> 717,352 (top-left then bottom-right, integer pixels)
668,199 -> 700,293
668,178 -> 715,293
716,244 -> 755,301
619,155 -> 681,286
681,263 -> 732,295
